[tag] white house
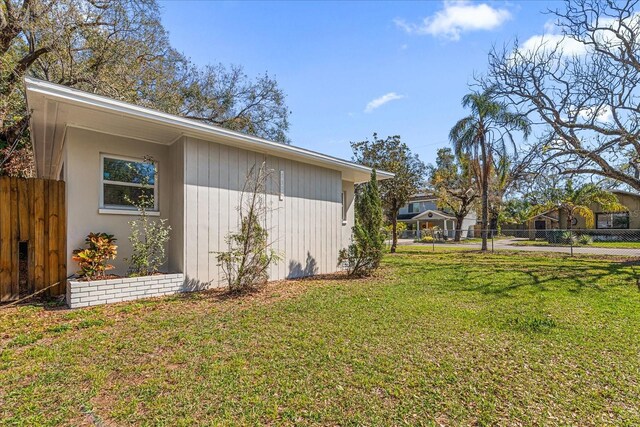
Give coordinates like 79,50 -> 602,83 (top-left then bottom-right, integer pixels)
25,78 -> 393,290
397,193 -> 477,239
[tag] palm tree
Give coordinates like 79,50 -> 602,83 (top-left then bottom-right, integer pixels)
531,181 -> 626,230
449,88 -> 531,250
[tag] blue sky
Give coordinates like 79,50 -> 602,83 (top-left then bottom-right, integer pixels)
159,1 -> 562,166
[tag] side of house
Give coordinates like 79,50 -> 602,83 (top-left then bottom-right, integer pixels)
26,78 -> 388,290
522,190 -> 640,239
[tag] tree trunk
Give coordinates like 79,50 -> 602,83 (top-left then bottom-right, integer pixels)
454,215 -> 464,242
480,142 -> 489,251
391,216 -> 398,253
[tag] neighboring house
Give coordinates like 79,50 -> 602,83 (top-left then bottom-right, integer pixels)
25,78 -> 392,287
522,190 -> 640,238
397,193 -> 477,239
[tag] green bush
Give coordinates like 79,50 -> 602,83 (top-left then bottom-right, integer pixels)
339,171 -> 385,277
420,235 -> 434,243
578,234 -> 593,245
547,230 -> 577,245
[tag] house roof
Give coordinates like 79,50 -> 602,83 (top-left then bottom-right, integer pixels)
24,77 -> 394,183
412,209 -> 456,221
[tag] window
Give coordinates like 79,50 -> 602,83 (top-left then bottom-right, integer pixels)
408,202 -> 420,213
341,191 -> 347,223
596,212 -> 629,229
100,154 -> 157,211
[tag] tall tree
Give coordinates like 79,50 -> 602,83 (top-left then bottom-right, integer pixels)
487,147 -> 541,232
529,180 -> 626,230
487,0 -> 640,192
429,148 -> 478,241
1,0 -> 290,175
449,88 -> 531,250
351,133 -> 426,253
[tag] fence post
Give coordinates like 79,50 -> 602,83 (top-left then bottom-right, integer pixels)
491,231 -> 494,253
432,230 -> 435,253
570,230 -> 574,257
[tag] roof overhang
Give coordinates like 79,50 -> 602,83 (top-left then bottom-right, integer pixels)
25,77 -> 394,182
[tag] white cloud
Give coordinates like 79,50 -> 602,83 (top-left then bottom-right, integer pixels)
574,105 -> 613,123
520,14 -> 640,57
364,93 -> 404,113
394,1 -> 511,41
520,22 -> 587,57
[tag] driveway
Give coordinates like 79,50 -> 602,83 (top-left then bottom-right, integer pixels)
397,238 -> 640,257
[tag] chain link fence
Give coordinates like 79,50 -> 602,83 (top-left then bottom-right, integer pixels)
399,228 -> 640,257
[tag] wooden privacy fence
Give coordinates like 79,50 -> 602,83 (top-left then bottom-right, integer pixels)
0,177 -> 66,302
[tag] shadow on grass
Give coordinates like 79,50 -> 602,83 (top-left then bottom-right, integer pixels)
388,249 -> 640,298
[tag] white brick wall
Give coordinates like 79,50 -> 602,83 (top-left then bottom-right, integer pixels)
66,273 -> 186,308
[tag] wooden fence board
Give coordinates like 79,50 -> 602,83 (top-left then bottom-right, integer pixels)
0,178 -> 10,301
57,182 -> 66,295
10,177 -> 19,300
28,179 -> 35,288
0,177 -> 66,301
33,179 -> 45,291
48,181 -> 59,297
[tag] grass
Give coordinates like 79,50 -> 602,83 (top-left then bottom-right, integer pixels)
510,239 -> 640,248
1,249 -> 640,425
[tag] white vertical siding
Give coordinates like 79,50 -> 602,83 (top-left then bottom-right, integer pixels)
182,137 -> 348,287
341,180 -> 355,250
168,139 -> 184,275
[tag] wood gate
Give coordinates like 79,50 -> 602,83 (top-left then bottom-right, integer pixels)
0,177 -> 66,302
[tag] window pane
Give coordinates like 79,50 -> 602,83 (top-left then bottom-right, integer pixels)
103,157 -> 155,185
103,184 -> 154,208
613,213 -> 629,228
597,212 -> 629,229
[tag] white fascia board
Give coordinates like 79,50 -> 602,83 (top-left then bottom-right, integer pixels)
24,77 -> 394,181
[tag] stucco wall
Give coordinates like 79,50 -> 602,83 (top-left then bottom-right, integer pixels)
64,127 -> 175,276
558,192 -> 640,229
182,136 -> 354,287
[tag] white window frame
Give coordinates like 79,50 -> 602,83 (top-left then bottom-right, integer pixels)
99,153 -> 159,215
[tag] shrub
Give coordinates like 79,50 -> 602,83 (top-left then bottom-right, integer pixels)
547,230 -> 577,245
420,235 -> 434,243
127,216 -> 171,276
578,234 -> 593,245
561,231 -> 578,245
338,170 -> 385,277
384,221 -> 407,240
217,162 -> 281,293
72,233 -> 118,280
124,156 -> 171,276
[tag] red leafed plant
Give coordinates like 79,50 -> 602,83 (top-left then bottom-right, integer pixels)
72,233 -> 118,280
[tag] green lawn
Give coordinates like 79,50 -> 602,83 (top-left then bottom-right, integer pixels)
510,239 -> 640,249
2,249 -> 640,425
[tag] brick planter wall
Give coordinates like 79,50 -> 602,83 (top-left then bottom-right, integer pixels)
66,273 -> 185,308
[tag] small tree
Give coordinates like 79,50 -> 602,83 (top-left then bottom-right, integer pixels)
351,134 -> 426,253
339,170 -> 385,277
217,162 -> 280,293
429,148 -> 478,241
125,157 -> 171,276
